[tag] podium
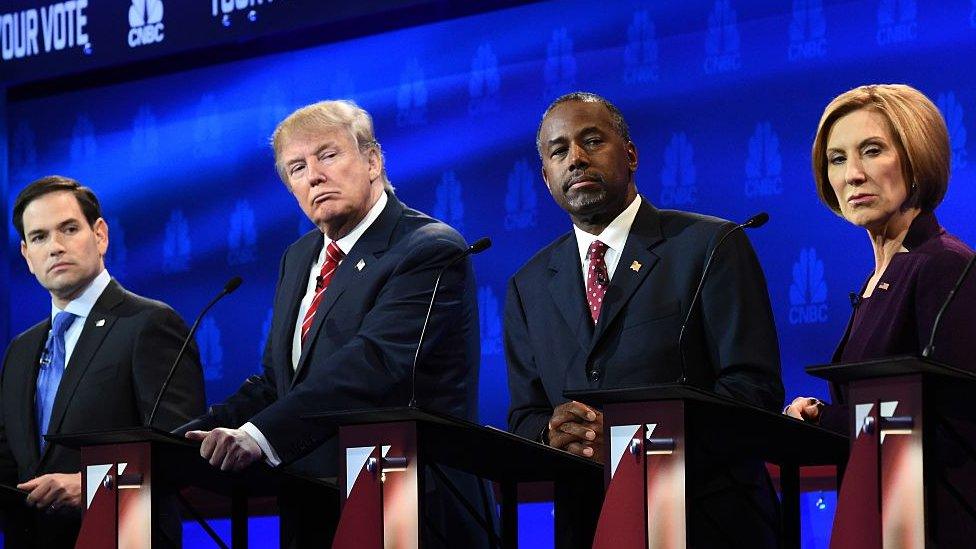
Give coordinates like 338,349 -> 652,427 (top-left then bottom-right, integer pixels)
807,356 -> 976,548
307,407 -> 604,548
564,384 -> 848,549
49,427 -> 338,548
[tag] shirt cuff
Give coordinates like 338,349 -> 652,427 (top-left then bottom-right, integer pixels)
240,422 -> 282,467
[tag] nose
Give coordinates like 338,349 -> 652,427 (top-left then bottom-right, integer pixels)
844,157 -> 866,185
568,142 -> 589,172
48,233 -> 67,256
307,158 -> 327,186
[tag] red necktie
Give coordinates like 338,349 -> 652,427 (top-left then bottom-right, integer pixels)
301,241 -> 344,344
586,240 -> 610,323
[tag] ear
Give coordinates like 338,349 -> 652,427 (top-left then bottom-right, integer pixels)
541,164 -> 555,197
20,241 -> 35,275
626,141 -> 638,173
366,147 -> 383,183
93,218 -> 109,257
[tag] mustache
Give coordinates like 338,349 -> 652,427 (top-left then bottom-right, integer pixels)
563,173 -> 606,193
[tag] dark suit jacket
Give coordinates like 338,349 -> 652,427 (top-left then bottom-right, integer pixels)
0,279 -> 206,547
506,198 -> 784,547
194,193 -> 489,545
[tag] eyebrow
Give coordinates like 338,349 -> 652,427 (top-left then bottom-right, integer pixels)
25,218 -> 80,239
284,142 -> 337,168
546,126 -> 603,148
826,136 -> 886,153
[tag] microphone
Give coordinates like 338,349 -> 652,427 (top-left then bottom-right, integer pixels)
408,238 -> 491,408
675,213 -> 769,384
146,276 -> 243,429
921,254 -> 976,358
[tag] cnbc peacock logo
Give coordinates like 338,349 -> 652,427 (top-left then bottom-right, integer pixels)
128,0 -> 164,48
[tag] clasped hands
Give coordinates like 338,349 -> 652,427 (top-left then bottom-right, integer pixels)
546,400 -> 605,463
185,428 -> 264,472
784,396 -> 824,422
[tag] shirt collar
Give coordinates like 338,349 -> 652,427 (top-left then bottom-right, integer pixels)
902,211 -> 943,251
574,194 -> 642,260
327,191 -> 388,256
52,269 -> 111,321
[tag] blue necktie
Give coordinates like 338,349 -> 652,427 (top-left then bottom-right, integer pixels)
36,311 -> 77,450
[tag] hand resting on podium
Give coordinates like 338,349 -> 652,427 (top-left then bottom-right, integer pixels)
783,397 -> 824,423
547,400 -> 605,463
185,428 -> 264,472
17,472 -> 81,511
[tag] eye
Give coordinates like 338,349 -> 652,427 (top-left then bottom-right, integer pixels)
318,150 -> 338,162
550,147 -> 567,159
30,234 -> 45,243
64,225 -> 79,234
289,163 -> 306,176
828,153 -> 846,165
863,145 -> 882,156
585,137 -> 603,147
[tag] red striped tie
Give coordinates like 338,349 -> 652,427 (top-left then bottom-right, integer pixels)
300,241 -> 344,344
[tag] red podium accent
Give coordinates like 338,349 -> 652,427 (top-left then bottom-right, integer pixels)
48,427 -> 338,549
808,356 -> 976,549
308,407 -> 603,549
567,385 -> 848,549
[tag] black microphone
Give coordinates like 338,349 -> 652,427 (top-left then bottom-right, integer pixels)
408,238 -> 491,408
921,254 -> 976,359
146,276 -> 243,428
675,213 -> 768,384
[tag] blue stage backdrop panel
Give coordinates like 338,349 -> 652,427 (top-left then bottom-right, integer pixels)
4,1 -> 975,546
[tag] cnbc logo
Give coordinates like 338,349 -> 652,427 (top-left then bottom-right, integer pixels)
128,0 -> 164,48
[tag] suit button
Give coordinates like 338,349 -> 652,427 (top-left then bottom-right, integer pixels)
588,370 -> 600,383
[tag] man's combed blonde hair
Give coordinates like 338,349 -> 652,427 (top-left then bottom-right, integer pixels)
271,99 -> 392,190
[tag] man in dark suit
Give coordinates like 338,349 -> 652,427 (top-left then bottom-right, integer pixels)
0,176 -> 206,547
181,100 -> 489,546
506,92 -> 785,547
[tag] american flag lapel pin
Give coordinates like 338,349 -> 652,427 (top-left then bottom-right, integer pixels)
879,282 -> 889,290
356,259 -> 366,271
630,260 -> 642,272
95,319 -> 106,327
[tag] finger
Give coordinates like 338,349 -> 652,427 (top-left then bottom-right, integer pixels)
219,445 -> 238,472
16,478 -> 40,491
557,401 -> 597,422
185,430 -> 210,441
784,404 -> 802,419
199,431 -> 221,460
564,441 -> 594,458
208,433 -> 229,468
29,482 -> 54,508
557,422 -> 597,441
802,405 -> 822,421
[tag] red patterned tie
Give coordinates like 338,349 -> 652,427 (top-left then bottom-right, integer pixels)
586,240 -> 610,323
300,241 -> 345,344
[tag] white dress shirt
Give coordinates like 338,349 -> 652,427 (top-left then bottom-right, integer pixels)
573,194 -> 642,289
242,191 -> 388,466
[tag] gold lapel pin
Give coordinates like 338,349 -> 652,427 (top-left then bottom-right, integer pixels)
879,282 -> 890,290
356,259 -> 366,271
95,319 -> 106,327
630,260 -> 642,272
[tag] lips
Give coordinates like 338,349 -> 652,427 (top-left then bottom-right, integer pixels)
48,262 -> 73,274
564,175 -> 602,193
311,192 -> 338,205
847,193 -> 876,206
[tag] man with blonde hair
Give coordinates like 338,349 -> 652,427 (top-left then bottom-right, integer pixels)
178,100 -> 490,546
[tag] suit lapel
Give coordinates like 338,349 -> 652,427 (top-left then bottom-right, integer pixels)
547,234 -> 593,349
589,199 -> 665,349
278,233 -> 323,389
17,323 -> 49,471
39,281 -> 123,467
291,193 -> 404,387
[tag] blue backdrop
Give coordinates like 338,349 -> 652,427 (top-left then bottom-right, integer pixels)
4,1 -> 976,546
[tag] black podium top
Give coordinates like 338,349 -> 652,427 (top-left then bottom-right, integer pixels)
46,427 -> 336,498
305,407 -> 602,483
806,355 -> 976,384
565,384 -> 848,466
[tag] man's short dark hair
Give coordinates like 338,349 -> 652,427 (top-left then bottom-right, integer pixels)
536,92 -> 631,156
13,175 -> 102,241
